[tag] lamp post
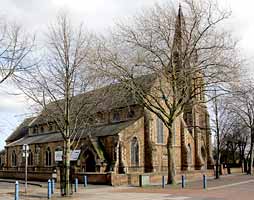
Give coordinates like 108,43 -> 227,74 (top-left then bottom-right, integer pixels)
22,144 -> 29,193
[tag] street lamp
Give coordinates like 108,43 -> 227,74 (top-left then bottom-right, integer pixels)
22,144 -> 29,193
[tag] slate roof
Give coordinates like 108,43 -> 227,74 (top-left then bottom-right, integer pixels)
5,117 -> 35,143
6,119 -> 137,147
30,73 -> 157,126
5,73 -> 157,146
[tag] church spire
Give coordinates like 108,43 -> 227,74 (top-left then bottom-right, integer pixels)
173,4 -> 184,53
172,4 -> 185,72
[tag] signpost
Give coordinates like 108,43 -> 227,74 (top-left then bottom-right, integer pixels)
22,144 -> 29,193
55,149 -> 81,196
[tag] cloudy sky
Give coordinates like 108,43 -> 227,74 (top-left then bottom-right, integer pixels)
0,0 -> 254,149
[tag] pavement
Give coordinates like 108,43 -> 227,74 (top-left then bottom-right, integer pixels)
0,173 -> 253,200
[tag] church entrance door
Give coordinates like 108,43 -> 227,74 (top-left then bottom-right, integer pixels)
84,150 -> 96,172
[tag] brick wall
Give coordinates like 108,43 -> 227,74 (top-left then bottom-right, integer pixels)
0,170 -> 52,181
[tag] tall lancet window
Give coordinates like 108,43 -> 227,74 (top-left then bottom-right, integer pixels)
157,117 -> 164,144
45,147 -> 52,166
11,150 -> 17,167
28,151 -> 33,166
131,137 -> 139,166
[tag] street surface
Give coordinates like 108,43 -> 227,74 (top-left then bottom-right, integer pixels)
0,174 -> 253,200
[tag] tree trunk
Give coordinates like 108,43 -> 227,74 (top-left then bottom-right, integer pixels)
167,127 -> 176,184
248,129 -> 254,175
214,92 -> 220,179
64,138 -> 71,195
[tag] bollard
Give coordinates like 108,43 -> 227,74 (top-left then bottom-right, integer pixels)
51,179 -> 55,194
162,176 -> 165,188
15,181 -> 19,200
83,175 -> 87,187
203,174 -> 207,189
74,178 -> 78,192
47,179 -> 51,199
181,175 -> 185,188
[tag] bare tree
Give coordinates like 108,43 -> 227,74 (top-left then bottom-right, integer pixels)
16,14 -> 99,196
0,18 -> 33,84
229,81 -> 254,175
210,91 -> 242,178
91,0 -> 240,183
237,125 -> 249,172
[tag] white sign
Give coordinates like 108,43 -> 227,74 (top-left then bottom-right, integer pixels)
54,150 -> 81,162
55,151 -> 63,161
22,152 -> 29,158
71,150 -> 81,161
22,144 -> 29,151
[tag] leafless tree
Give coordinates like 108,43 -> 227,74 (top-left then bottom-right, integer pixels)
15,14 -> 101,196
0,17 -> 33,85
210,91 -> 244,177
228,81 -> 254,175
90,0 -> 240,183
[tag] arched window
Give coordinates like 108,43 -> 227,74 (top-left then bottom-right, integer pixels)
28,151 -> 33,166
45,147 -> 51,166
48,123 -> 53,132
33,125 -> 38,134
113,111 -> 120,122
157,117 -> 164,144
97,112 -> 104,123
131,137 -> 139,166
201,146 -> 206,161
11,150 -> 17,167
187,144 -> 192,165
40,126 -> 44,133
127,110 -> 135,118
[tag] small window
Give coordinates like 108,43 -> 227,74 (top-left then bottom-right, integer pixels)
33,126 -> 38,134
131,137 -> 139,166
113,111 -> 120,122
157,117 -> 164,144
40,126 -> 44,133
127,110 -> 135,118
97,112 -> 104,123
48,123 -> 53,132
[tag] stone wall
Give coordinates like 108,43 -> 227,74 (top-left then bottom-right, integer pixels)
119,117 -> 145,173
0,168 -> 214,186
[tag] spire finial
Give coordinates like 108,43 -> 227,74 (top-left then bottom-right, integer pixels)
178,3 -> 183,17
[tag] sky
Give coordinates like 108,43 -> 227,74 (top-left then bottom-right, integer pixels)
0,0 -> 254,149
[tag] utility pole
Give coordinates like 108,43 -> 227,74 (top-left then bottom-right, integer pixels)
23,144 -> 29,193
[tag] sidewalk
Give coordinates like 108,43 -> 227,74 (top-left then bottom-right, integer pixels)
178,173 -> 253,190
0,173 -> 253,200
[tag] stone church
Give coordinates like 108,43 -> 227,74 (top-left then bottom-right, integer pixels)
0,6 -> 214,185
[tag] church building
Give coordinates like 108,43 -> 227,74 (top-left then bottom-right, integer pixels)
0,6 -> 214,185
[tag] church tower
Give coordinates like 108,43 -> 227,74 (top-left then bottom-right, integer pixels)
172,4 -> 214,170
